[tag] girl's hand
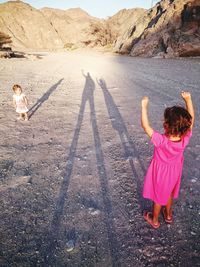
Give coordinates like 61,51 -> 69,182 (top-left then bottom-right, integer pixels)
181,91 -> 191,101
141,96 -> 149,108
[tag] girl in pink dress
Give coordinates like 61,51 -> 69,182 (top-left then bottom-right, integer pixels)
141,92 -> 194,229
13,84 -> 29,121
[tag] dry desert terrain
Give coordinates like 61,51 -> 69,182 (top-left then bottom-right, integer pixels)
0,52 -> 200,266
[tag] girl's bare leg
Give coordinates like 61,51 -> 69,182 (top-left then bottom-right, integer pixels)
153,202 -> 162,225
164,195 -> 173,220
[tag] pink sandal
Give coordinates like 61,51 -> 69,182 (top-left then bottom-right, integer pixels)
163,208 -> 173,224
143,211 -> 160,229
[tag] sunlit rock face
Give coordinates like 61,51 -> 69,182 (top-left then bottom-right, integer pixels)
114,0 -> 200,58
106,8 -> 146,45
0,1 -> 145,51
0,1 -> 110,50
40,7 -> 110,49
0,1 -> 63,50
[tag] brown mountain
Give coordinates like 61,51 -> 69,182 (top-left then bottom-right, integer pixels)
0,0 -> 113,50
40,7 -> 110,49
0,0 -> 63,50
0,0 -> 199,57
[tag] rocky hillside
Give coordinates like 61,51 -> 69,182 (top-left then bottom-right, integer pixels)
0,0 -> 199,57
0,1 -> 63,50
40,7 -> 110,49
0,0 -> 117,51
106,8 -> 145,43
114,0 -> 200,57
0,1 -> 146,51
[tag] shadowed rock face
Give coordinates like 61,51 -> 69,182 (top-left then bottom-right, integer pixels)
114,0 -> 200,58
0,0 -> 199,57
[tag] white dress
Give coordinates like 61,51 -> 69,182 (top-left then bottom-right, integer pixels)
13,93 -> 28,113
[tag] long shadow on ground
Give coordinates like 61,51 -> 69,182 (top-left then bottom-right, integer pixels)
44,72 -> 120,267
97,78 -> 147,212
28,78 -> 64,119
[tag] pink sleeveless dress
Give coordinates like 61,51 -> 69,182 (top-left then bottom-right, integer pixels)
143,130 -> 192,205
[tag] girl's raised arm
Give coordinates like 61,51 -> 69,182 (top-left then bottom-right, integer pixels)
181,91 -> 194,129
141,96 -> 153,138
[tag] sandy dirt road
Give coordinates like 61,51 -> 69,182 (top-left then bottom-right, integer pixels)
0,52 -> 200,266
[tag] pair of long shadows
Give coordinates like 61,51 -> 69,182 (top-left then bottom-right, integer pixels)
43,73 -> 145,266
44,72 -> 120,267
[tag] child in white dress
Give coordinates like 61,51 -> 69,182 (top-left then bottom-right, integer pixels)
12,84 -> 29,121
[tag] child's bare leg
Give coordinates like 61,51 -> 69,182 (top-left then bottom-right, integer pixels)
164,195 -> 173,220
24,112 -> 28,121
17,113 -> 23,120
153,202 -> 162,224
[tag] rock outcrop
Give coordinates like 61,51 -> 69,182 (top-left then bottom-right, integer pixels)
106,8 -> 145,44
114,0 -> 200,57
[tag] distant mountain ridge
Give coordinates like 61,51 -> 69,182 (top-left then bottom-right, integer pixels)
0,0 -> 200,57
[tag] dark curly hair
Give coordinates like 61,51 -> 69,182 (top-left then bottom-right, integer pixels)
163,106 -> 192,137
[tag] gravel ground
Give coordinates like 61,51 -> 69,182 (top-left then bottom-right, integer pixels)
0,52 -> 200,267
